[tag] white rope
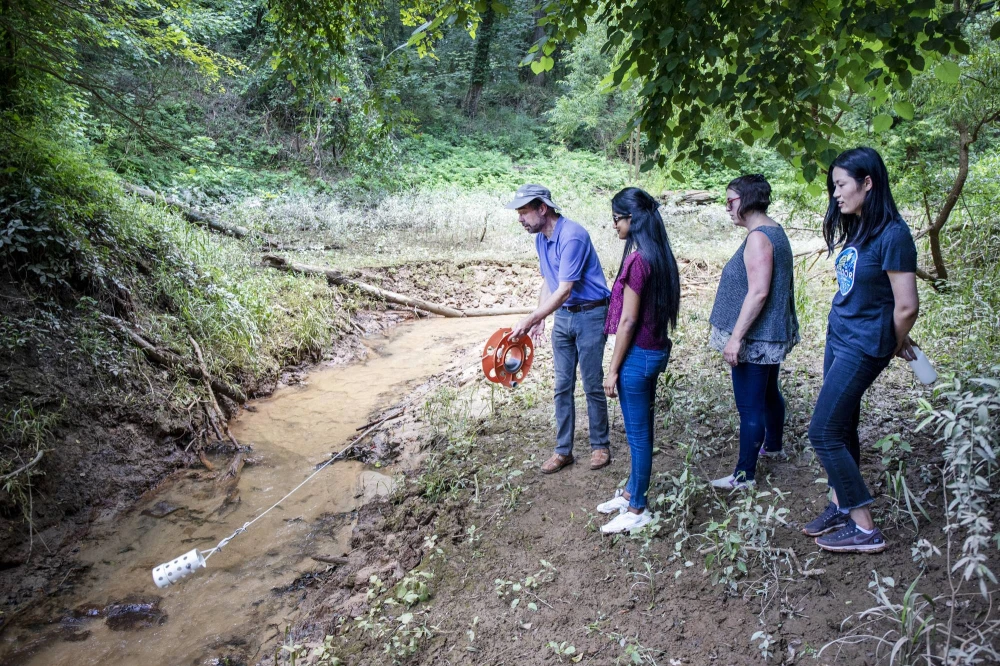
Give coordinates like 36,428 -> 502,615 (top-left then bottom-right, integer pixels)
197,361 -> 482,561
201,421 -> 382,560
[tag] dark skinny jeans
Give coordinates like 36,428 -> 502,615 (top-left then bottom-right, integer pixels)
807,329 -> 892,510
731,362 -> 785,482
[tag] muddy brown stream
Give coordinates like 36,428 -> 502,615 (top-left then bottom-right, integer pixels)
2,316 -> 508,665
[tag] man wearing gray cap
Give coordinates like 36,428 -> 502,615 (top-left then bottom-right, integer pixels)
507,184 -> 612,474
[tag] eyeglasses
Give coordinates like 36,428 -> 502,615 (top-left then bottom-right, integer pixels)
612,213 -> 631,224
725,196 -> 741,210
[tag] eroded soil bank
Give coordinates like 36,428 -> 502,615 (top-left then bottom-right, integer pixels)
0,314 -> 510,665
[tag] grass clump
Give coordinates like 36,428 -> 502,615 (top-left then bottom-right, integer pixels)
0,398 -> 62,521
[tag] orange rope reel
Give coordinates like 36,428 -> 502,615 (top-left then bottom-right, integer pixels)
481,328 -> 534,388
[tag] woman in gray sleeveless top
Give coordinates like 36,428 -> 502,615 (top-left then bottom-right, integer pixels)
708,175 -> 799,489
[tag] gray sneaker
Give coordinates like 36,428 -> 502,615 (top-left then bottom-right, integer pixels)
815,520 -> 888,553
801,502 -> 849,537
758,445 -> 788,460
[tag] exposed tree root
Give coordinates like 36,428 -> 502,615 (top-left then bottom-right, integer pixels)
101,315 -> 246,404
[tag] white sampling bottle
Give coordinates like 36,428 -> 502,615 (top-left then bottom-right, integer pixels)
908,345 -> 937,385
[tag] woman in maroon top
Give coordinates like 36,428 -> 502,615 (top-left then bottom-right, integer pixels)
597,187 -> 681,534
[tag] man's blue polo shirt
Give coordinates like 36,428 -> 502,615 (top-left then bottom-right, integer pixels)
535,216 -> 610,307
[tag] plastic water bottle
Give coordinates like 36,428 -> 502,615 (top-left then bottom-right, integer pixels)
908,345 -> 937,385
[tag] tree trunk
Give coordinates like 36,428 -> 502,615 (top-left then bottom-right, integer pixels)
0,0 -> 19,109
463,4 -> 496,118
927,124 -> 972,282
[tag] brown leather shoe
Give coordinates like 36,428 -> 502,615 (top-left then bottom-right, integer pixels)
590,448 -> 611,470
541,453 -> 574,474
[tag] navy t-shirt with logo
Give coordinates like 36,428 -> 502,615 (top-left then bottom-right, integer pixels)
828,219 -> 917,358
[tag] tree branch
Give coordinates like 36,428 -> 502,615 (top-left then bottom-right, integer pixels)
0,451 -> 43,482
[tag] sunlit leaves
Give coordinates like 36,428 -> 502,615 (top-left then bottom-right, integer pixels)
894,100 -> 915,120
873,114 -> 894,133
935,60 -> 961,84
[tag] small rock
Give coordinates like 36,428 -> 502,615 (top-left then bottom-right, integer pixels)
104,597 -> 167,631
141,501 -> 182,519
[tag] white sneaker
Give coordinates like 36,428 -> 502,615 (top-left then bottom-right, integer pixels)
596,490 -> 629,514
710,474 -> 756,490
601,510 -> 652,534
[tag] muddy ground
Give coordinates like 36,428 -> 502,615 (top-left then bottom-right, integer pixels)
275,290 -> 999,665
0,260 -> 535,637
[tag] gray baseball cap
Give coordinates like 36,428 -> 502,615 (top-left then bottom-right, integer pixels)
504,184 -> 561,211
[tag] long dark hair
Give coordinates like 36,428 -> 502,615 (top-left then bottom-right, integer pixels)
823,147 -> 901,253
610,187 -> 680,333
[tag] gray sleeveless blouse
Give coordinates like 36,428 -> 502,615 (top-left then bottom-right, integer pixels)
708,225 -> 799,364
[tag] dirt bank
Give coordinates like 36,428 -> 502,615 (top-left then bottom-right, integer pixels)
0,260 -> 534,638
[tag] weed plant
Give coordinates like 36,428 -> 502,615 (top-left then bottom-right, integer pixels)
0,399 -> 61,521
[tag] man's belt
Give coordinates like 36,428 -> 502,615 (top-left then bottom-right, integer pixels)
562,297 -> 610,313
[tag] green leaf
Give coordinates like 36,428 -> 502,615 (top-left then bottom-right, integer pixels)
991,21 -> 1000,41
873,114 -> 893,133
934,61 -> 960,84
670,169 -> 685,183
893,101 -> 914,120
530,61 -> 544,75
540,56 -> 554,71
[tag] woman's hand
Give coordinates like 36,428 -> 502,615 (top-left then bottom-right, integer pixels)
894,334 -> 917,361
603,372 -> 618,398
723,336 -> 742,367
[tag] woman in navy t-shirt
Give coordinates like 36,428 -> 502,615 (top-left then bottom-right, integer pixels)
596,187 -> 681,534
803,147 -> 919,554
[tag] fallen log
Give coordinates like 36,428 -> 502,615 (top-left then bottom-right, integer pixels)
101,315 -> 247,404
262,255 -> 535,318
123,183 -> 254,240
677,189 -> 717,205
218,451 -> 245,486
262,255 -> 465,317
461,307 -> 534,316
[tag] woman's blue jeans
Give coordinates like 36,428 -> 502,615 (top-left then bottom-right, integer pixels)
617,345 -> 670,511
731,362 -> 785,482
807,329 -> 892,510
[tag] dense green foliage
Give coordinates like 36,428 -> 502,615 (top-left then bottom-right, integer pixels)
413,1 -> 999,180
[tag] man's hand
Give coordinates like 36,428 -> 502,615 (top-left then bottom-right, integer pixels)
894,335 -> 917,361
723,336 -> 742,367
511,315 -> 535,339
527,318 -> 546,344
603,371 -> 618,398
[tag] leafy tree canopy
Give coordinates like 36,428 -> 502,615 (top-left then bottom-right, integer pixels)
406,1 -> 998,183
